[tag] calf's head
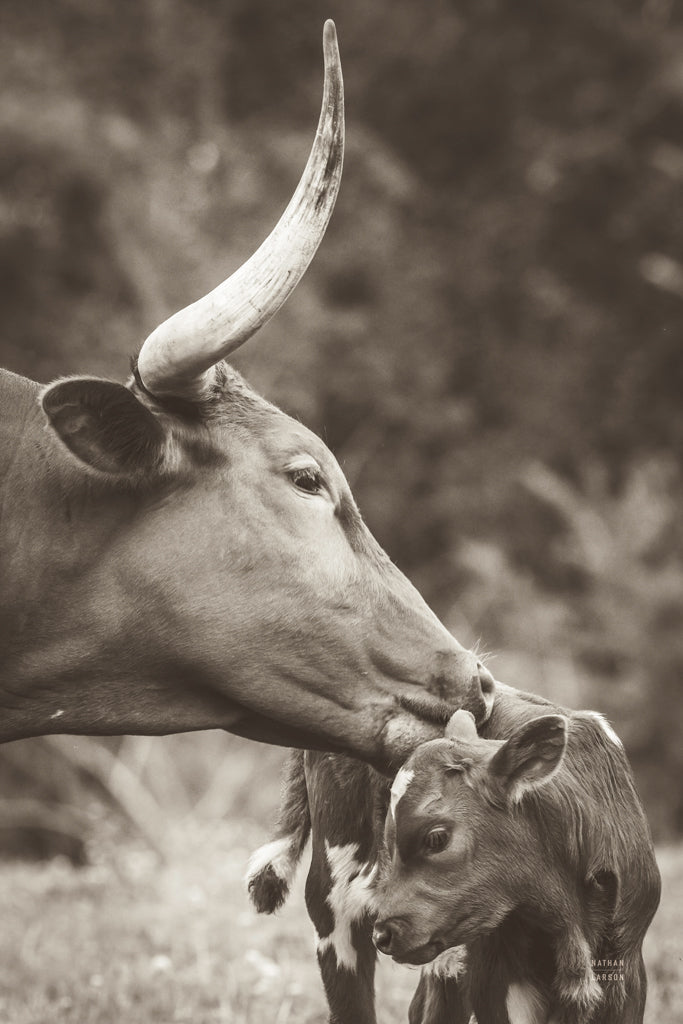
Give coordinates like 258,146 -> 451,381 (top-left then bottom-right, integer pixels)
373,709 -> 568,961
33,24 -> 492,769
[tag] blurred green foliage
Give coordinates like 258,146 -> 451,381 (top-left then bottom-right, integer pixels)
0,0 -> 682,838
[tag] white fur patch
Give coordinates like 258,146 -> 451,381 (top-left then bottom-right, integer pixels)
420,946 -> 468,980
244,837 -> 295,888
505,982 -> 548,1024
316,841 -> 377,972
390,768 -> 414,820
586,711 -> 622,747
564,970 -> 602,1012
556,933 -> 603,1013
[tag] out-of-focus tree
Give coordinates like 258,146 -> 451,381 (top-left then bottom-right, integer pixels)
0,0 -> 681,836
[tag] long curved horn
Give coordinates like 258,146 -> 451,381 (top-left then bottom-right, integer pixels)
137,20 -> 344,398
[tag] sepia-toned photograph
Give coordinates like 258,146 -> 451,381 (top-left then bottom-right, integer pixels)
0,2 -> 681,1021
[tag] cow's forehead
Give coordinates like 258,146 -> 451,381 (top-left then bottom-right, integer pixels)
208,380 -> 336,467
257,414 -> 344,478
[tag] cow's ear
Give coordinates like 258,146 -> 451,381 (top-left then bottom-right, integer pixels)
488,715 -> 568,804
42,377 -> 169,479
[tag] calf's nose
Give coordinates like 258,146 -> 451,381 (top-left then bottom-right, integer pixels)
372,921 -> 394,955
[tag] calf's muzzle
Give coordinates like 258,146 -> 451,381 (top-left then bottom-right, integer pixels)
372,918 -> 443,965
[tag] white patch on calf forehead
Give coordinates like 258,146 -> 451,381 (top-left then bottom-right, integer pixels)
505,982 -> 548,1024
586,711 -> 623,747
316,841 -> 377,972
390,768 -> 414,820
420,946 -> 467,980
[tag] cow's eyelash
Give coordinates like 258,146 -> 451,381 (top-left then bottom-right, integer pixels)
287,464 -> 325,494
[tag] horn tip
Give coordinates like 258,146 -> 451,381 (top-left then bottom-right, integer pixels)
323,19 -> 338,50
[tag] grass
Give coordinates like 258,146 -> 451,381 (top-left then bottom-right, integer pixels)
0,821 -> 680,1023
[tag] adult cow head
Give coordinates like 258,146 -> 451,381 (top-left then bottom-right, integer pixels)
4,24 -> 493,771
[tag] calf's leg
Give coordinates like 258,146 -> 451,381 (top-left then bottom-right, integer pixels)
305,839 -> 378,1024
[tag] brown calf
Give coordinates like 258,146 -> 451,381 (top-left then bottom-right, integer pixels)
247,684 -> 659,1024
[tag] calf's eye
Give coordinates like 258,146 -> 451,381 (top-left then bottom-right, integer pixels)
424,827 -> 449,854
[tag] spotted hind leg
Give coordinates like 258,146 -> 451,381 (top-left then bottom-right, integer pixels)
305,840 -> 378,1024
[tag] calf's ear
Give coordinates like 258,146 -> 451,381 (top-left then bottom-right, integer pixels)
42,378 -> 170,480
488,714 -> 568,804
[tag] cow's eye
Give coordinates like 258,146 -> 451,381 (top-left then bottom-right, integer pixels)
424,828 -> 449,854
289,466 -> 324,494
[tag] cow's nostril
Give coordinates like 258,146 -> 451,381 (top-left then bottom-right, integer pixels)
373,922 -> 393,955
477,663 -> 495,695
476,663 -> 496,722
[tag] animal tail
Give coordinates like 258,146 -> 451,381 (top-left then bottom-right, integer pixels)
245,749 -> 310,914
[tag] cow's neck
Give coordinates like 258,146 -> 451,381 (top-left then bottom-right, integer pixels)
0,369 -> 151,738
